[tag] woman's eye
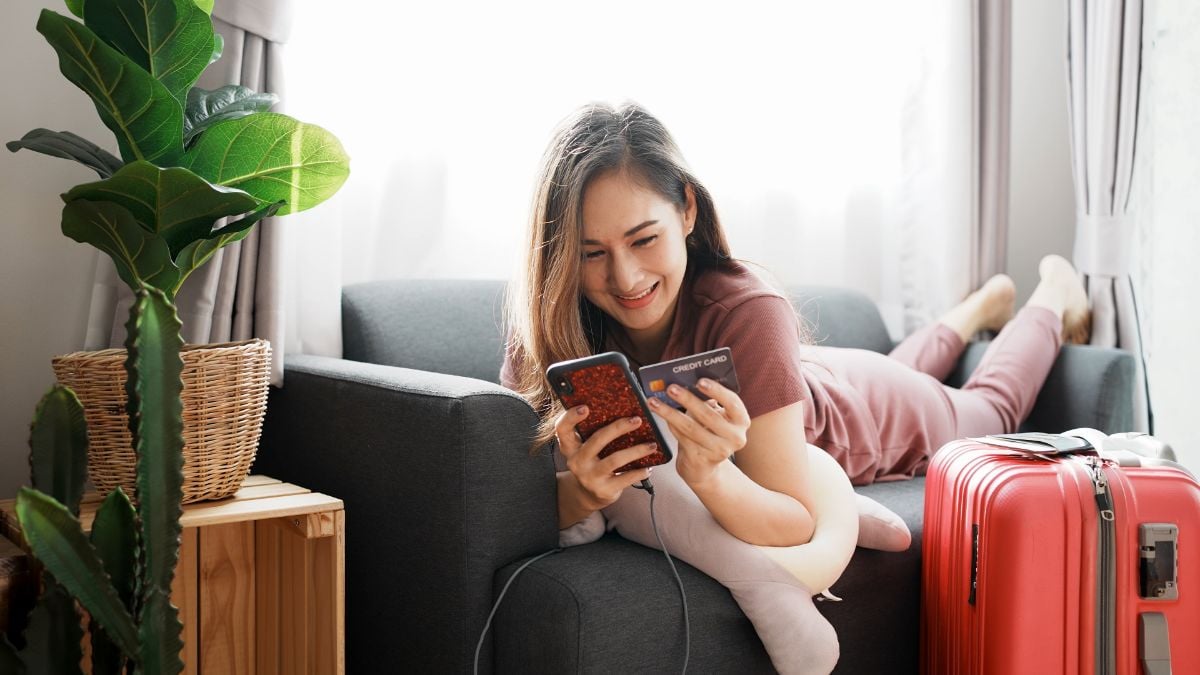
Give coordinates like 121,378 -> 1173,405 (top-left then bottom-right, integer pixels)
584,250 -> 604,260
634,235 -> 658,247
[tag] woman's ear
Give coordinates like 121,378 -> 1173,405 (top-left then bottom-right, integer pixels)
683,183 -> 698,234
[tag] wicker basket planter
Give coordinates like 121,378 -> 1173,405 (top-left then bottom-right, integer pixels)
51,339 -> 272,504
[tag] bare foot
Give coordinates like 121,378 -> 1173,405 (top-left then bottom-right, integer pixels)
1029,255 -> 1091,344
973,274 -> 1017,333
938,273 -> 1016,343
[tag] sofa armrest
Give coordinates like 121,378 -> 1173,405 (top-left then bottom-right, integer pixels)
946,343 -> 1136,433
257,355 -> 557,674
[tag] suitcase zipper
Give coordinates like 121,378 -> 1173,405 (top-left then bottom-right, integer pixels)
1087,456 -> 1117,675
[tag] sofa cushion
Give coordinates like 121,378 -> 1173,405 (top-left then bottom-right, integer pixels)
947,340 -> 1136,433
494,477 -> 924,674
342,279 -> 509,383
822,478 -> 925,674
788,286 -> 896,355
340,280 -> 896,388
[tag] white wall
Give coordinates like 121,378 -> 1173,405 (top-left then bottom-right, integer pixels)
0,0 -> 109,499
1008,0 -> 1076,304
1139,0 -> 1200,470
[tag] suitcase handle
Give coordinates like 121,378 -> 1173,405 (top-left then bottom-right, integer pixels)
1139,612 -> 1172,675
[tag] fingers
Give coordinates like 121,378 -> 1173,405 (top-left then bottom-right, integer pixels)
650,382 -> 731,437
693,378 -> 750,426
553,404 -> 589,458
618,467 -> 653,490
600,442 -> 660,475
647,380 -> 747,453
579,415 -> 645,462
569,440 -> 654,509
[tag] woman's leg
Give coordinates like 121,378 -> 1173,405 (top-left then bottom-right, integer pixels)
944,255 -> 1089,437
889,274 -> 1016,381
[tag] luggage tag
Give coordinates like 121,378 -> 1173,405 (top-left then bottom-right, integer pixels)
971,432 -> 1095,456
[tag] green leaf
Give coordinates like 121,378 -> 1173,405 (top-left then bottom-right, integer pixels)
65,0 -> 83,18
182,112 -> 351,215
64,161 -> 262,258
183,85 -> 278,146
16,583 -> 82,675
90,488 -> 139,674
61,200 -> 181,293
209,33 -> 223,66
90,488 -> 139,610
28,385 -> 89,516
193,0 -> 213,15
83,0 -> 214,106
6,129 -> 123,179
124,287 -> 184,675
36,10 -> 183,165
172,200 -> 283,294
14,489 -> 139,658
137,589 -> 184,674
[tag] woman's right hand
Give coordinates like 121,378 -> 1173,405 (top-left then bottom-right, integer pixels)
554,405 -> 659,511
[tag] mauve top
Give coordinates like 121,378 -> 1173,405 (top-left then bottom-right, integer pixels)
502,261 -> 952,484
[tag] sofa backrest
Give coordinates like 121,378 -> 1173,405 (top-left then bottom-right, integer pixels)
342,279 -> 510,384
341,280 -> 894,383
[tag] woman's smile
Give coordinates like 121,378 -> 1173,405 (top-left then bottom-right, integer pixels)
614,281 -> 660,309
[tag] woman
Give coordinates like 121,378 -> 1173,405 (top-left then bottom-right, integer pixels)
499,101 -> 1087,671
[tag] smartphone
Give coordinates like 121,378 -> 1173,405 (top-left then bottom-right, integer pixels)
546,351 -> 672,473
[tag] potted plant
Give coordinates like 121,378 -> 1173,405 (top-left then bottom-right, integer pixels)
0,0 -> 349,671
8,0 -> 350,505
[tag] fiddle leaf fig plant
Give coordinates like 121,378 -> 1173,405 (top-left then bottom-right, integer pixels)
2,0 -> 349,672
184,85 -> 278,145
7,1 -> 349,300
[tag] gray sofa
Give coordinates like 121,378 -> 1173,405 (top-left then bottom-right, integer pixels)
256,280 -> 1135,674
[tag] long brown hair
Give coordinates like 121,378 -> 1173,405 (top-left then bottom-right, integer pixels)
503,101 -> 742,453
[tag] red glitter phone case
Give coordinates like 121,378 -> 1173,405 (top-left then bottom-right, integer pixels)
546,352 -> 671,473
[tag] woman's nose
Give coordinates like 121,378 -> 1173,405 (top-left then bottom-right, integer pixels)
609,250 -> 643,292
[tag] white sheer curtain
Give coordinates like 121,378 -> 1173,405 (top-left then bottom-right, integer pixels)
283,1 -> 973,358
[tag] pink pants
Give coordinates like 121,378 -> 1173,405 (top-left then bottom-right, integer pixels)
890,306 -> 1063,439
805,306 -> 1063,484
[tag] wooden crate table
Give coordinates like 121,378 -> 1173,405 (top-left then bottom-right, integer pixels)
0,475 -> 344,675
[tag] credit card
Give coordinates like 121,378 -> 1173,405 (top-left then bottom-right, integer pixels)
637,347 -> 740,411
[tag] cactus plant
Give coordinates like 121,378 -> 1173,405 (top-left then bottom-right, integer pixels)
2,289 -> 185,674
2,0 -> 349,672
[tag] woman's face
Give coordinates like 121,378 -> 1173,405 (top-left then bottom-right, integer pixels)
579,170 -> 696,351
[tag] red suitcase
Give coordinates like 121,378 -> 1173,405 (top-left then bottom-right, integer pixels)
921,434 -> 1200,674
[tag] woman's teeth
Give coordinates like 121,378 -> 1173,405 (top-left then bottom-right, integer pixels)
618,284 -> 656,300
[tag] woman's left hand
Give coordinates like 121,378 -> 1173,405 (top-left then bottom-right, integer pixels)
646,377 -> 751,488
